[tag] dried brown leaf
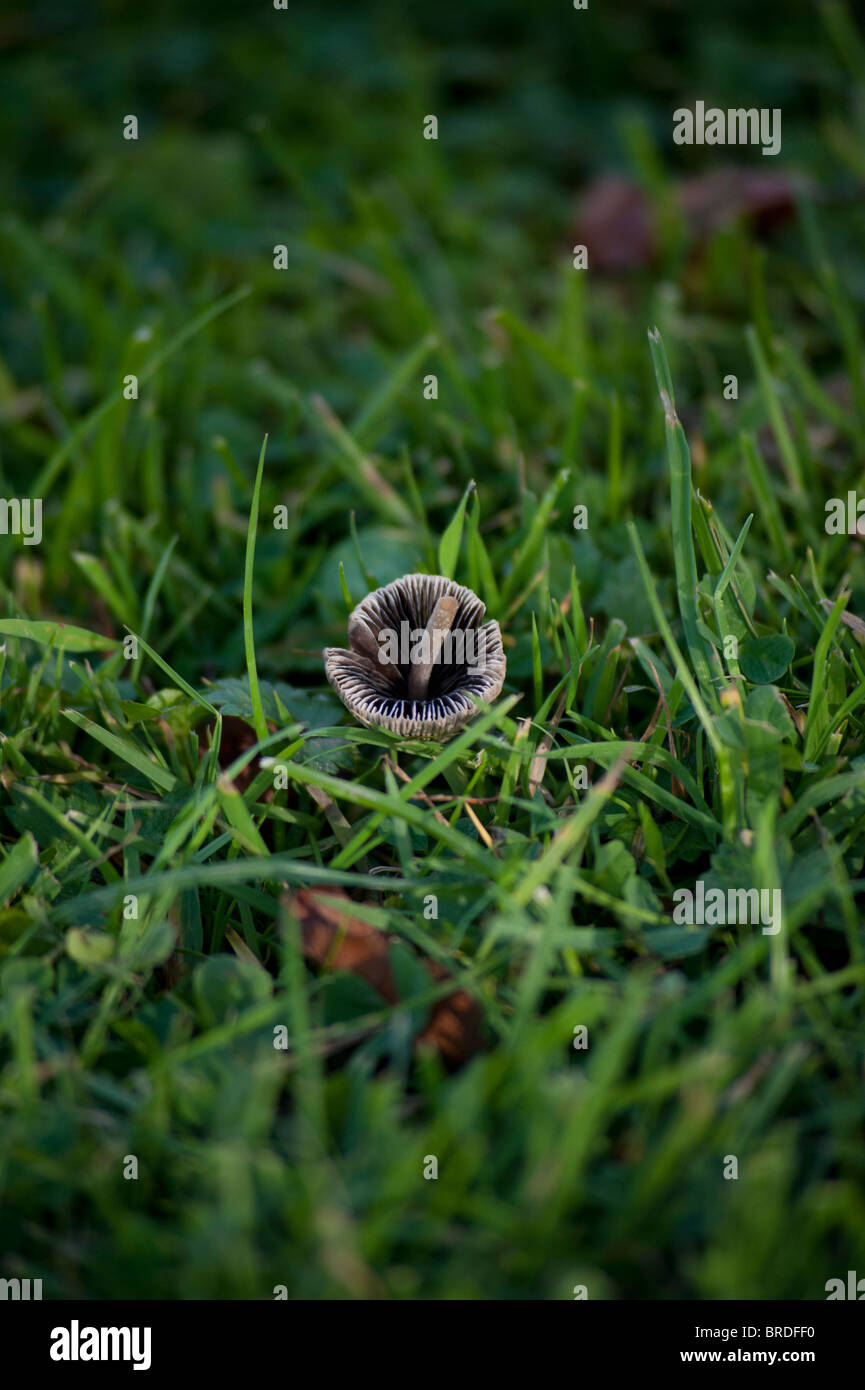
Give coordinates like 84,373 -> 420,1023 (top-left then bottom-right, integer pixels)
287,888 -> 484,1065
576,167 -> 806,274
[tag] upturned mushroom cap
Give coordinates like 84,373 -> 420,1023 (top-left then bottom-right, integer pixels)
324,573 -> 506,740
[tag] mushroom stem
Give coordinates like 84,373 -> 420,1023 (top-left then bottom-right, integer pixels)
408,595 -> 459,701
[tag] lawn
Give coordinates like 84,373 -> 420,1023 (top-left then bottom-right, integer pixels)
1,0 -> 864,1300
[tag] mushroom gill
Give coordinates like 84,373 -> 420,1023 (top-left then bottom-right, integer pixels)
323,573 -> 506,740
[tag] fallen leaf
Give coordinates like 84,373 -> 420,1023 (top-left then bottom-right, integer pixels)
291,888 -> 398,1002
419,959 -> 486,1065
575,167 -> 807,273
819,598 -> 865,643
287,888 -> 484,1066
575,175 -> 655,272
679,168 -> 801,239
198,714 -> 271,792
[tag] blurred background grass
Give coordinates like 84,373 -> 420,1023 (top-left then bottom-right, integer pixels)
2,0 -> 863,687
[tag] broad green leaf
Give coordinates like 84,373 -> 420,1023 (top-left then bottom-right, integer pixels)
739,634 -> 795,684
0,619 -> 120,652
0,833 -> 38,905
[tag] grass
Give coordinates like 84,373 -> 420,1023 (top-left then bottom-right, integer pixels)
1,0 -> 865,1299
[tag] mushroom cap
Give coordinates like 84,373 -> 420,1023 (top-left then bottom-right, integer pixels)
324,573 -> 506,740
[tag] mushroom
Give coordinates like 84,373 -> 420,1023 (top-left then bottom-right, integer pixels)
324,574 -> 506,740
